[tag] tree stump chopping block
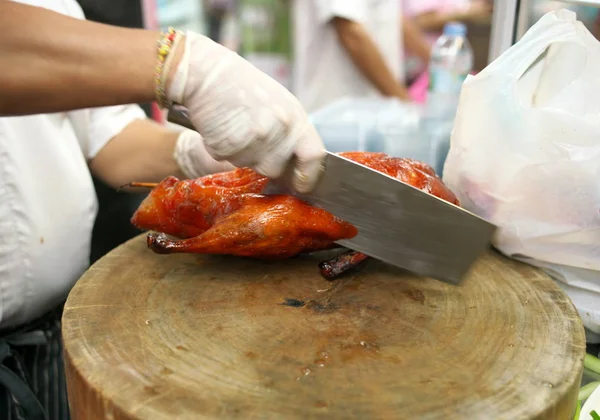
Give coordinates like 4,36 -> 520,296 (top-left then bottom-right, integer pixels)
62,234 -> 585,419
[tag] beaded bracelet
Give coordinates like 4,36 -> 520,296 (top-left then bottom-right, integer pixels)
160,30 -> 184,105
154,27 -> 180,109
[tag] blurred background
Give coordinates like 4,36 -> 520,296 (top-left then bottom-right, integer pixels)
80,0 -> 600,265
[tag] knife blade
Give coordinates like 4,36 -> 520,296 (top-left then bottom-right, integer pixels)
167,106 -> 497,284
266,152 -> 496,285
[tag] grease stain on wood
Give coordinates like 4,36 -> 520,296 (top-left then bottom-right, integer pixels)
281,298 -> 305,307
315,400 -> 328,409
403,289 -> 425,305
305,300 -> 339,313
160,367 -> 173,376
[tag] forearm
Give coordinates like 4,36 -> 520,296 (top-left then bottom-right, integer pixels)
89,119 -> 185,190
402,17 -> 431,64
333,18 -> 410,100
414,10 -> 461,31
0,1 -> 158,115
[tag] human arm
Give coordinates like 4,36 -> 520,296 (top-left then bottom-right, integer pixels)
89,120 -> 183,189
402,17 -> 431,64
88,119 -> 234,190
67,103 -> 233,190
413,10 -> 456,32
0,0 -> 325,193
331,17 -> 410,101
412,2 -> 492,32
0,0 -> 158,115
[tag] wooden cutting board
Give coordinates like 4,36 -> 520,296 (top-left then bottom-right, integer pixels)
62,234 -> 585,420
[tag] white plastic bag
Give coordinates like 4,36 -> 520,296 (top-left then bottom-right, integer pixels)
443,9 -> 600,338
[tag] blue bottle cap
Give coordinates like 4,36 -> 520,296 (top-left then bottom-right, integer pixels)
443,21 -> 467,37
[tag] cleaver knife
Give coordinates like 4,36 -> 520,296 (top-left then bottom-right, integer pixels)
167,105 -> 496,285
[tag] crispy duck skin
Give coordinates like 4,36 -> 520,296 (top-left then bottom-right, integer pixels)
130,169 -> 358,259
130,168 -> 269,239
144,194 -> 358,259
130,152 -> 459,277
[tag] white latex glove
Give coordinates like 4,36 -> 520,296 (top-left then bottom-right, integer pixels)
167,31 -> 326,193
173,129 -> 236,179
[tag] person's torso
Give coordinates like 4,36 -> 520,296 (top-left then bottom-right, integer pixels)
292,0 -> 402,113
0,0 -> 97,329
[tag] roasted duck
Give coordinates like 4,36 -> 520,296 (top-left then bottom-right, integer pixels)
130,152 -> 459,279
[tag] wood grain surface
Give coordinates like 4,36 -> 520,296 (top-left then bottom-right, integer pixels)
62,234 -> 586,420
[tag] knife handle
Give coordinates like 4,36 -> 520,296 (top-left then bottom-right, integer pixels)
167,104 -> 195,130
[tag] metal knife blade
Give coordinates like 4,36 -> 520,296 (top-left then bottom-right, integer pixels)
167,105 -> 496,284
266,152 -> 497,285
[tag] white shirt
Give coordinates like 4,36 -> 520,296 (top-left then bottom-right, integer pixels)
0,0 -> 146,329
292,0 -> 404,113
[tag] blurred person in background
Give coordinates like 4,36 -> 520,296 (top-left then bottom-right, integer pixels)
402,0 -> 492,84
401,9 -> 434,86
0,1 -> 325,419
292,0 -> 411,114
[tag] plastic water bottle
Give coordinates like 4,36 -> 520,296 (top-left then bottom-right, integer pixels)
426,22 -> 473,120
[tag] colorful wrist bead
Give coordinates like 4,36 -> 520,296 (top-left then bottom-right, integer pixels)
155,27 -> 179,109
160,30 -> 184,106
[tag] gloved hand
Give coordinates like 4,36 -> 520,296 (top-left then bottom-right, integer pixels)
174,129 -> 236,178
166,31 -> 326,193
